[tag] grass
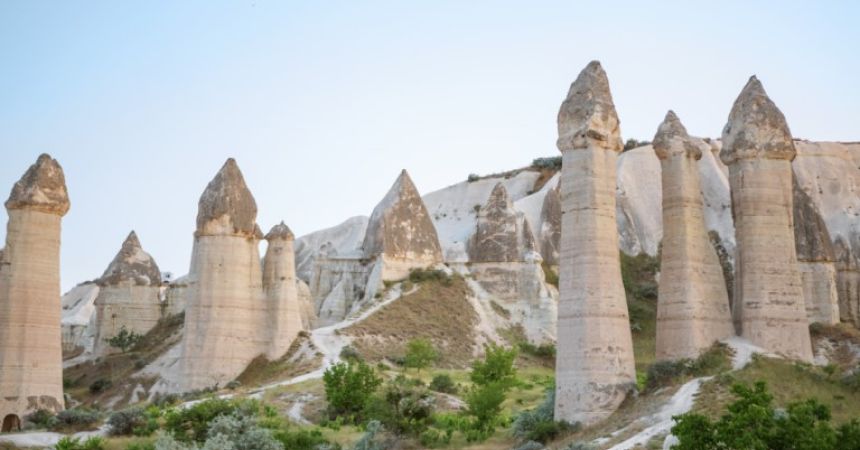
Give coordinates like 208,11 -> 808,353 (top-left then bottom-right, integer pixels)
620,251 -> 660,375
236,333 -> 322,387
345,273 -> 478,367
693,354 -> 860,424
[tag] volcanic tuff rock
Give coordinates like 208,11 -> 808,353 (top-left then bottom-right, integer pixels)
362,169 -> 443,280
653,111 -> 733,361
97,231 -> 162,287
834,237 -> 860,327
720,76 -> 813,361
195,158 -> 258,237
554,61 -> 636,426
180,158 -> 269,390
539,182 -> 561,265
1,154 -> 70,426
469,183 -> 537,263
93,232 -> 166,355
262,221 -> 304,359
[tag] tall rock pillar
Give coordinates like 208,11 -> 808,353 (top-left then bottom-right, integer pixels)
720,77 -> 813,361
653,111 -> 734,361
263,222 -> 304,360
179,159 -> 267,391
0,154 -> 70,430
554,61 -> 636,426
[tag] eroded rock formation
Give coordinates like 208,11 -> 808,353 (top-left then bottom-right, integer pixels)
834,237 -> 860,327
0,154 -> 70,428
362,169 -> 443,280
179,159 -> 269,391
720,76 -> 813,361
93,231 -> 164,355
539,182 -> 561,265
653,111 -> 734,361
554,61 -> 636,426
469,183 -> 537,262
262,222 -> 304,359
793,176 -> 840,324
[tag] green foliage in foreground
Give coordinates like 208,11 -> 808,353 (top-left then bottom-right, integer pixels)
323,360 -> 383,422
672,381 -> 860,450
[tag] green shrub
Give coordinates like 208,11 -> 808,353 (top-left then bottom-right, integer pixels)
531,156 -> 562,170
273,428 -> 335,450
89,378 -> 112,394
470,344 -> 518,388
465,382 -> 506,438
106,325 -> 143,353
322,360 -> 382,422
204,413 -> 283,450
54,436 -> 105,450
339,346 -> 363,362
124,442 -> 156,450
52,408 -> 101,431
352,420 -> 388,450
518,341 -> 556,360
408,268 -> 451,285
108,406 -> 158,436
419,427 -> 453,448
364,375 -> 435,436
429,374 -> 457,394
163,398 -> 260,443
645,359 -> 689,390
24,409 -> 55,429
404,338 -> 438,372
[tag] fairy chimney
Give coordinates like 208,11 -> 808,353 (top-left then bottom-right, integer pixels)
554,61 -> 636,426
653,111 -> 734,361
0,154 -> 70,429
469,183 -> 537,262
720,76 -> 813,361
262,222 -> 304,359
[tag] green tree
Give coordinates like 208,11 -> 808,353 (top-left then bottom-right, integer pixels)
106,326 -> 142,353
404,338 -> 438,372
322,360 -> 382,421
470,344 -> 518,388
464,382 -> 507,440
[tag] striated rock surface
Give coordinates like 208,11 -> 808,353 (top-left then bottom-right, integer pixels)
834,237 -> 860,327
793,176 -> 840,324
262,222 -> 303,359
93,232 -> 165,356
180,159 -> 268,390
554,61 -> 636,426
539,182 -> 561,265
195,158 -> 258,237
720,76 -> 813,361
1,154 -> 70,426
469,183 -> 537,263
653,111 -> 734,361
296,279 -> 316,330
362,170 -> 443,280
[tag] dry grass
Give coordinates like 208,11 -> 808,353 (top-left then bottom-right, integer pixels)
236,333 -> 322,387
345,274 -> 478,367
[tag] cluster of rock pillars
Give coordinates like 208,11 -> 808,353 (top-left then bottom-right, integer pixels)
0,60 -> 849,432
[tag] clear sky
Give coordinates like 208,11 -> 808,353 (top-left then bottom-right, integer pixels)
1,1 -> 858,290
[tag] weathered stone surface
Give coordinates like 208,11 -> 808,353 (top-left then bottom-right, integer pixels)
4,153 -> 70,216
97,231 -> 162,287
539,182 -> 561,265
469,183 -> 537,263
296,279 -> 317,330
180,159 -> 268,391
554,61 -> 636,426
262,222 -> 303,359
835,237 -> 860,327
653,112 -> 734,361
720,77 -> 813,362
196,158 -> 258,237
792,177 -> 839,324
1,154 -> 69,426
362,170 -> 443,280
556,61 -> 623,153
93,232 -> 165,355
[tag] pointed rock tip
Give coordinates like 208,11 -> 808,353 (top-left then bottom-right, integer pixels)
97,229 -> 161,287
557,60 -> 622,152
720,75 -> 795,163
196,157 -> 258,236
265,221 -> 295,241
5,153 -> 70,215
123,230 -> 141,248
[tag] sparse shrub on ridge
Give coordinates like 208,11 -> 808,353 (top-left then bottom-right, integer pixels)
404,338 -> 438,372
429,374 -> 457,394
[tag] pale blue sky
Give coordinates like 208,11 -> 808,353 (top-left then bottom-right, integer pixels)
1,1 -> 858,290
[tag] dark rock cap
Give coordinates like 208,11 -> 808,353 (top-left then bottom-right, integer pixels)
265,221 -> 295,241
196,158 -> 258,237
557,61 -> 622,153
97,231 -> 162,287
5,153 -> 70,215
720,76 -> 796,164
652,111 -> 703,161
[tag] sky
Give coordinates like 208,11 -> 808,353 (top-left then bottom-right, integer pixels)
1,1 -> 858,290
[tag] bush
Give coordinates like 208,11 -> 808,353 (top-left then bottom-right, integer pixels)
273,428 -> 335,450
513,441 -> 545,450
89,378 -> 113,394
419,427 -> 453,448
470,344 -> 518,388
404,338 -> 438,372
53,408 -> 101,431
672,381 -> 860,450
623,138 -> 650,152
339,346 -> 363,362
429,374 -> 457,394
465,382 -> 506,437
24,409 -> 55,429
645,359 -> 689,390
407,268 -> 451,285
163,398 -> 261,443
108,406 -> 158,436
204,413 -> 283,450
322,360 -> 382,422
106,325 -> 143,353
512,388 -> 576,444
54,436 -> 105,450
467,173 -> 481,182
352,420 -> 388,450
364,375 -> 435,436
518,341 -> 556,360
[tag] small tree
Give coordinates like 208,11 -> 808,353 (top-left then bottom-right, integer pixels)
323,360 -> 382,421
106,326 -> 142,353
404,338 -> 438,372
470,344 -> 518,388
